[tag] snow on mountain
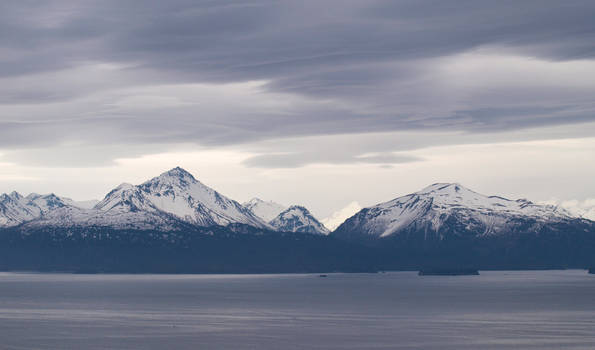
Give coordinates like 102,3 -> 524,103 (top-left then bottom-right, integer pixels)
321,201 -> 362,231
0,192 -> 39,227
91,167 -> 271,229
0,192 -> 72,227
6,167 -> 273,231
22,183 -> 182,230
540,198 -> 595,221
583,207 -> 595,221
243,198 -> 286,222
5,176 -> 588,237
26,205 -> 187,231
269,205 -> 330,234
333,183 -> 576,239
62,198 -> 100,209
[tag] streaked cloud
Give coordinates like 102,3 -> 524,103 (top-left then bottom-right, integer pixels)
0,1 -> 593,215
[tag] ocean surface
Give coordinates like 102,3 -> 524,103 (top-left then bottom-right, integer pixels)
0,270 -> 594,349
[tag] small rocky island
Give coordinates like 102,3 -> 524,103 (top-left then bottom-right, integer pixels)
418,268 -> 480,276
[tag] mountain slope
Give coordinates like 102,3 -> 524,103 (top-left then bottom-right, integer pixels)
333,183 -> 582,241
321,201 -> 362,231
243,198 -> 286,222
9,167 -> 271,231
91,167 -> 271,229
269,205 -> 329,234
0,192 -> 72,227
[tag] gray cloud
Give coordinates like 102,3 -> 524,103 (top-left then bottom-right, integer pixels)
0,0 -> 595,167
243,152 -> 421,168
238,121 -> 595,168
3,1 -> 595,79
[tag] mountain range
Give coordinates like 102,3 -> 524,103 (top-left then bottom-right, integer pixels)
1,167 -> 594,272
0,167 -> 329,234
334,182 -> 579,240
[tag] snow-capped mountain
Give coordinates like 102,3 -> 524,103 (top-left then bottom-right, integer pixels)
6,167 -> 272,231
4,176 -> 591,240
89,167 -> 271,229
243,199 -> 329,234
3,179 -> 595,271
0,192 -> 72,227
269,205 -> 329,234
243,198 -> 286,222
10,184 -> 187,231
333,183 -> 582,240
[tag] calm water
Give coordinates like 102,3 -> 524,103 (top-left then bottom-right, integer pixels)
0,271 -> 594,349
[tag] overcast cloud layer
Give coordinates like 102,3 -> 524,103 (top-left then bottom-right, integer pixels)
0,1 -> 594,216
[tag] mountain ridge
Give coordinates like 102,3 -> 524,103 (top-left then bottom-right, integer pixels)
1,175 -> 592,238
269,205 -> 330,235
2,167 -> 270,231
332,182 -> 583,241
243,198 -> 286,222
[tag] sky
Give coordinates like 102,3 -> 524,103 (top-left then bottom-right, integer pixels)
1,0 -> 594,222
